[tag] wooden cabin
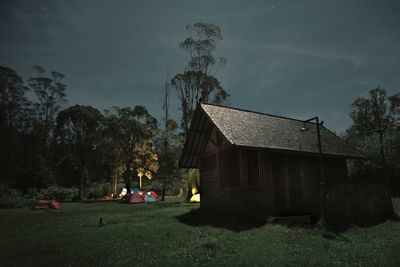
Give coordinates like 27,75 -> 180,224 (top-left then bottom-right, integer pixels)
179,103 -> 366,220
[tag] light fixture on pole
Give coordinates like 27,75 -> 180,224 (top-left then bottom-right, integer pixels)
301,116 -> 326,226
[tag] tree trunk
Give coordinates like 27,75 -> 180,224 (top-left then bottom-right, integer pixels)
114,173 -> 117,196
378,130 -> 388,186
161,175 -> 166,201
124,176 -> 131,194
185,178 -> 193,202
79,176 -> 84,200
134,170 -> 140,190
124,162 -> 131,194
79,167 -> 88,200
136,175 -> 142,191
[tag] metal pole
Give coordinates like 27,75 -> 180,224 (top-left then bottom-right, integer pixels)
315,117 -> 326,226
303,116 -> 326,225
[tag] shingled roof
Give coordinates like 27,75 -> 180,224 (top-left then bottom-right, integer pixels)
179,103 -> 366,168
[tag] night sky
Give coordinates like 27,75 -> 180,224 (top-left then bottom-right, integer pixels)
1,0 -> 399,132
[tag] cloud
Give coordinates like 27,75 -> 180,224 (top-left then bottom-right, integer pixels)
1,0 -> 399,133
231,41 -> 363,67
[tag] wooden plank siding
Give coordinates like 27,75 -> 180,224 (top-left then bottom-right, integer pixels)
199,127 -> 350,217
181,104 -> 383,226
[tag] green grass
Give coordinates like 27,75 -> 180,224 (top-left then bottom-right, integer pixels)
0,198 -> 399,267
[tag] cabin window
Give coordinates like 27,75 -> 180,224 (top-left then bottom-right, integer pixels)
247,150 -> 260,186
220,149 -> 239,187
201,154 -> 216,172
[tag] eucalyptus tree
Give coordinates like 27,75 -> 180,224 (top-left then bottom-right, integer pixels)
133,139 -> 159,190
54,105 -> 104,199
0,66 -> 31,184
158,74 -> 181,199
102,106 -> 158,193
171,23 -> 229,137
28,65 -> 67,146
0,66 -> 30,130
157,118 -> 182,199
170,23 -> 230,201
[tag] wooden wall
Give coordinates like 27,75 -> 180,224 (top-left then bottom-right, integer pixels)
199,126 -> 350,218
199,133 -> 391,227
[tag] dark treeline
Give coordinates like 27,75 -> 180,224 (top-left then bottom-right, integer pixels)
0,22 -> 231,206
1,22 -> 399,208
345,87 -> 400,194
0,65 -> 182,202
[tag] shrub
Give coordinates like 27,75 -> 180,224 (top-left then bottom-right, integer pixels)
85,182 -> 105,199
0,185 -> 79,208
0,195 -> 34,209
32,186 -> 79,201
0,187 -> 35,209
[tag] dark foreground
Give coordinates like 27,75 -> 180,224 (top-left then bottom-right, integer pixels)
0,197 -> 399,266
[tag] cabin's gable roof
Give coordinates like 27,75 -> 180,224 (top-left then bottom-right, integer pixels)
179,103 -> 366,168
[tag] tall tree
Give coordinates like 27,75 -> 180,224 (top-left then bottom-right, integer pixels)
171,23 -> 229,137
171,23 -> 230,201
102,106 -> 158,193
180,22 -> 226,75
348,87 -> 400,165
0,66 -> 31,184
158,118 -> 181,200
349,87 -> 400,135
158,72 -> 183,200
0,66 -> 30,129
346,87 -> 400,184
28,65 -> 67,146
160,73 -> 171,200
133,140 -> 159,190
54,105 -> 104,199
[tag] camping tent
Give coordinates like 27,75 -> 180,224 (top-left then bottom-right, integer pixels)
190,193 -> 200,203
120,192 -> 146,204
147,191 -> 159,198
120,187 -> 140,197
144,191 -> 159,203
129,192 -> 146,203
33,200 -> 63,209
120,191 -> 159,204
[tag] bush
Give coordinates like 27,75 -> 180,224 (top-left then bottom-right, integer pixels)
0,195 -> 34,209
34,186 -> 79,201
0,184 -> 80,208
85,182 -> 106,199
0,187 -> 35,209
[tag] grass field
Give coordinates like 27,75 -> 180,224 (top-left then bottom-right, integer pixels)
0,198 -> 399,267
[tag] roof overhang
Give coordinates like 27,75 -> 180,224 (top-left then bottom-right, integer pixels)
179,104 -> 213,168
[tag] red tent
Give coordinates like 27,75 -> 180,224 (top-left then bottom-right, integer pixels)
49,200 -> 63,209
128,192 -> 145,204
33,200 -> 63,210
120,192 -> 145,204
119,193 -> 130,203
147,191 -> 159,199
